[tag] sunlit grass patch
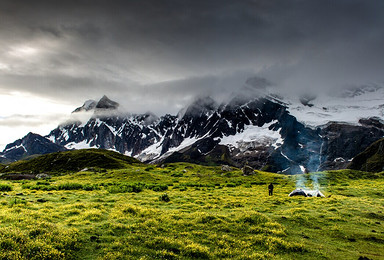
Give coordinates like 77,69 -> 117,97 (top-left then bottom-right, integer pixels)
0,224 -> 79,260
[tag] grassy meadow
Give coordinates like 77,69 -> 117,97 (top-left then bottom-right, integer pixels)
0,162 -> 383,259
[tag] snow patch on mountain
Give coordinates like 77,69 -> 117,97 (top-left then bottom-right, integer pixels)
104,123 -> 120,137
287,89 -> 384,127
220,121 -> 283,149
3,144 -> 27,153
262,84 -> 384,127
136,134 -> 166,161
65,140 -> 96,150
168,136 -> 203,153
139,140 -> 163,158
138,133 -> 209,162
47,135 -> 56,143
64,140 -> 97,150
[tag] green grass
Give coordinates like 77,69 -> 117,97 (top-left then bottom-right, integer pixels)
0,183 -> 12,191
0,163 -> 383,259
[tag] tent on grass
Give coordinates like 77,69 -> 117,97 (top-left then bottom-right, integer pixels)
289,188 -> 325,197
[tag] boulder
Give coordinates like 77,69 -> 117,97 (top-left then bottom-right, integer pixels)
36,173 -> 51,179
1,173 -> 35,180
242,165 -> 254,175
221,165 -> 232,172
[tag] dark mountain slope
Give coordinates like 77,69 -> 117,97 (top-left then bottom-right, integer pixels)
348,138 -> 384,172
0,133 -> 67,162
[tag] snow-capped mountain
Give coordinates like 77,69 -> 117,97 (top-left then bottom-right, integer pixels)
1,80 -> 384,174
72,99 -> 97,113
0,133 -> 66,163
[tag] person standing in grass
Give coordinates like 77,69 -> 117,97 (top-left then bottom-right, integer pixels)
268,183 -> 274,196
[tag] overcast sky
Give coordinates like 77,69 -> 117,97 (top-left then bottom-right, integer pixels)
0,0 -> 384,149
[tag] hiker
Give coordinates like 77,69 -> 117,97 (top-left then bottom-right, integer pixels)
268,183 -> 274,196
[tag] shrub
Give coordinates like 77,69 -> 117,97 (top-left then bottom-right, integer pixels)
58,183 -> 84,190
121,205 -> 138,215
147,184 -> 168,192
22,183 -> 98,191
82,184 -> 100,191
181,182 -> 215,188
0,183 -> 12,192
159,193 -> 170,202
107,183 -> 144,193
36,181 -> 50,185
22,184 -> 56,191
251,181 -> 267,185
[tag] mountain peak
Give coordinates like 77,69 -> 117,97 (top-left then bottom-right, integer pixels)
1,132 -> 66,162
96,95 -> 119,110
179,96 -> 218,118
72,99 -> 97,113
72,96 -> 119,114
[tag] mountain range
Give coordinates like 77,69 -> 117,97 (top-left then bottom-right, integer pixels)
1,79 -> 384,174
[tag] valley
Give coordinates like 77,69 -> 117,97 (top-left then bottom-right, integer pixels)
0,152 -> 383,259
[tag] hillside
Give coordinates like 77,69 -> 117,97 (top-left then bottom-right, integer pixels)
348,138 -> 384,172
0,164 -> 382,259
0,149 -> 140,174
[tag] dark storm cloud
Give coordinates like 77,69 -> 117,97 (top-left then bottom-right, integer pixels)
0,0 -> 383,113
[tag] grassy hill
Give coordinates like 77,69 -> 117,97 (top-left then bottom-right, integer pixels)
0,162 -> 383,259
0,149 -> 140,174
348,137 -> 384,172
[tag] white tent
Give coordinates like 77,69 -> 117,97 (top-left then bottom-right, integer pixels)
289,188 -> 325,197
